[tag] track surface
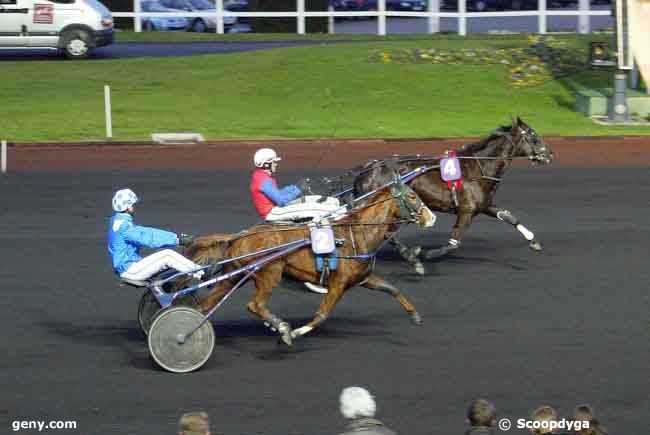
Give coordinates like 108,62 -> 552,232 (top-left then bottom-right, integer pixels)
0,41 -> 342,61
1,141 -> 649,435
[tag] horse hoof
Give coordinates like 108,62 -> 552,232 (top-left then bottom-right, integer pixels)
280,333 -> 293,346
529,241 -> 542,251
410,312 -> 423,325
278,322 -> 293,346
413,262 -> 425,276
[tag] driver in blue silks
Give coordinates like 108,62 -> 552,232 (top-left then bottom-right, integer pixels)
108,188 -> 204,283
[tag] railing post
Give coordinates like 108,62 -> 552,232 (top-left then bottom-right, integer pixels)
538,0 -> 547,34
216,0 -> 224,34
458,0 -> 466,36
104,85 -> 112,139
378,0 -> 386,36
134,0 -> 141,32
297,0 -> 305,35
327,2 -> 335,35
578,0 -> 590,34
328,3 -> 335,34
428,0 -> 440,34
1,140 -> 6,174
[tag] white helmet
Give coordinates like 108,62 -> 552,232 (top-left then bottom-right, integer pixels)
254,148 -> 281,168
112,188 -> 139,212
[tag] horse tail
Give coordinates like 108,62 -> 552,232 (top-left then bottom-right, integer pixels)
185,233 -> 235,265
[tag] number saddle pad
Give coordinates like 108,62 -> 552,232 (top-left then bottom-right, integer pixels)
440,155 -> 462,182
310,226 -> 336,255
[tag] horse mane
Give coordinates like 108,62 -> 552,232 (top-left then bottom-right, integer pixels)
458,124 -> 513,155
337,186 -> 394,223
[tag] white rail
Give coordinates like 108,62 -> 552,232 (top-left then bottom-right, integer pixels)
111,0 -> 612,36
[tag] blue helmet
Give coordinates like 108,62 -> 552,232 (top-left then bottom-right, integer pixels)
112,188 -> 139,212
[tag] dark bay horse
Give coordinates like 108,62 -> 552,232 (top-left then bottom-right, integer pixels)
352,117 -> 554,274
185,178 -> 436,345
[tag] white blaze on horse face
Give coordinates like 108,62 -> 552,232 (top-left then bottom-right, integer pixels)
516,224 -> 534,241
419,207 -> 436,228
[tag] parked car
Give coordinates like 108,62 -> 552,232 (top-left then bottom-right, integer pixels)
386,0 -> 426,11
334,0 -> 426,13
442,0 -> 536,11
224,0 -> 247,12
141,0 -> 188,31
224,0 -> 248,24
333,0 -> 377,12
332,0 -> 377,20
0,0 -> 113,59
159,0 -> 237,32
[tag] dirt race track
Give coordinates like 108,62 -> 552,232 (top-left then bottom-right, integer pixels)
1,138 -> 649,435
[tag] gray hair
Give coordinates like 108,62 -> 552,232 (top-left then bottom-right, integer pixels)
339,386 -> 377,419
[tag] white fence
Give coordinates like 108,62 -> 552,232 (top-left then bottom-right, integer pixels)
111,0 -> 612,36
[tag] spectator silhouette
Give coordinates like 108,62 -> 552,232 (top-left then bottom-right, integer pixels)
178,411 -> 211,435
465,399 -> 497,435
530,405 -> 558,435
337,386 -> 396,435
572,404 -> 607,435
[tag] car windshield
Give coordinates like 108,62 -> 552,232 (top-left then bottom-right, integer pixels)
189,0 -> 214,10
142,1 -> 167,11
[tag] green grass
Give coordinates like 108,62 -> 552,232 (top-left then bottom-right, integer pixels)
1,33 -> 647,142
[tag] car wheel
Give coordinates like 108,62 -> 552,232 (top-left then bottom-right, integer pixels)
192,19 -> 207,32
474,0 -> 487,10
61,29 -> 91,60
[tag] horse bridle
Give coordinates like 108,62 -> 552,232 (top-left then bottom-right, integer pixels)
469,127 -> 548,183
392,182 -> 428,223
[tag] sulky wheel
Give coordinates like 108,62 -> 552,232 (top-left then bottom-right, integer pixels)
148,306 -> 215,373
137,291 -> 200,337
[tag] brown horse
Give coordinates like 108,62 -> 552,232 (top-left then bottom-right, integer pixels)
186,178 -> 436,345
352,117 -> 554,274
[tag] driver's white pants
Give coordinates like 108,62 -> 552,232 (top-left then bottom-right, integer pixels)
265,195 -> 342,222
120,249 -> 203,282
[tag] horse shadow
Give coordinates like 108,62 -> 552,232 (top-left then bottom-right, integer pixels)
36,320 -> 157,371
211,315 -> 393,361
37,309 -> 416,371
375,239 -> 530,276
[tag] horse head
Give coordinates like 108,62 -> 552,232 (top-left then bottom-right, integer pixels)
351,161 -> 435,228
391,176 -> 437,228
510,117 -> 554,165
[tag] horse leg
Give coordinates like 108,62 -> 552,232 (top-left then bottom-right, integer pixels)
360,273 -> 422,325
198,281 -> 232,313
485,206 -> 542,251
289,281 -> 347,340
389,237 -> 425,276
245,266 -> 294,346
423,212 -> 472,259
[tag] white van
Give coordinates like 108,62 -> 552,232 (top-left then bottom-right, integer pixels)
0,0 -> 114,58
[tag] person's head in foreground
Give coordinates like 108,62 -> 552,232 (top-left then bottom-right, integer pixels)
178,411 -> 211,435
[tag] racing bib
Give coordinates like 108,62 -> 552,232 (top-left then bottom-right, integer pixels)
440,155 -> 462,182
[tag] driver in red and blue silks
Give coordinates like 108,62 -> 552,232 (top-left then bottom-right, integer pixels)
250,148 -> 301,219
